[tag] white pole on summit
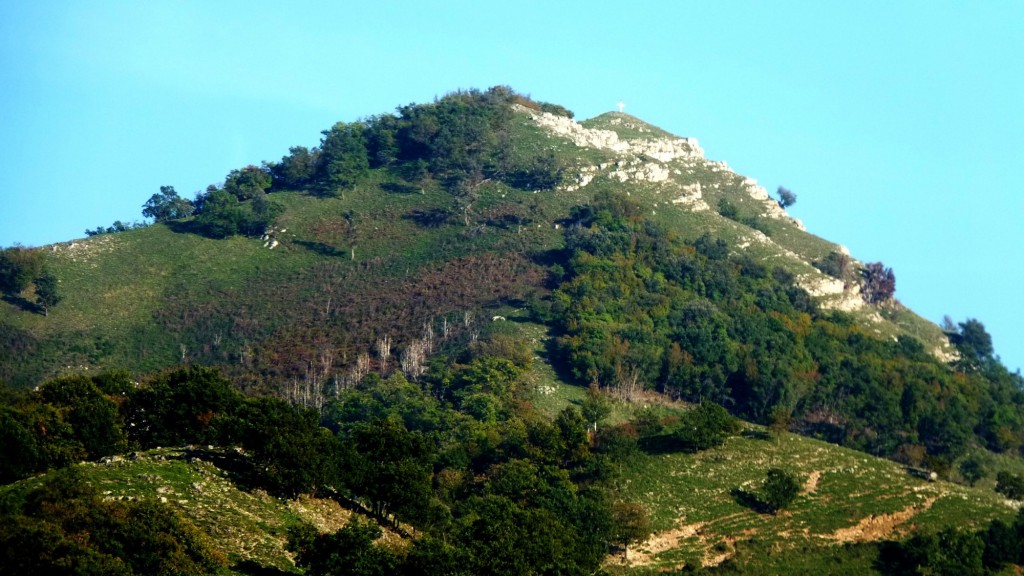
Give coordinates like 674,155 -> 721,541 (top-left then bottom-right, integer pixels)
617,100 -> 625,113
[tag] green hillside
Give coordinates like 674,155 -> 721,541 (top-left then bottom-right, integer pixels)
3,87 -> 1024,574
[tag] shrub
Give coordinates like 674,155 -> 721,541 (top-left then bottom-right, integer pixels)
995,471 -> 1024,500
762,468 -> 801,513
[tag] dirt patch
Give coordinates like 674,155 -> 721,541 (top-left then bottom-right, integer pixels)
626,522 -> 705,565
288,495 -> 353,533
826,497 -> 938,543
802,470 -> 822,495
703,536 -> 736,567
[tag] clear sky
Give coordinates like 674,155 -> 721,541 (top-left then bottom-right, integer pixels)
2,2 -> 1022,372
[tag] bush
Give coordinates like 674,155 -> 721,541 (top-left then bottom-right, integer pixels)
995,471 -> 1024,500
668,401 -> 741,453
762,468 -> 800,513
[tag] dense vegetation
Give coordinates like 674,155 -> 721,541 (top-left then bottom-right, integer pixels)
165,87 -> 567,240
545,191 -> 1024,471
2,338 -> 706,573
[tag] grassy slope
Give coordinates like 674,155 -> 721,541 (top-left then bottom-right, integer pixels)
1,106 -> 952,387
0,447 -> 403,574
498,314 -> 1015,573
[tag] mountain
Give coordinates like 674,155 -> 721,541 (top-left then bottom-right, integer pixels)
2,87 -> 1023,574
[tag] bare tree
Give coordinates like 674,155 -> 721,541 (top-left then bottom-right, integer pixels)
376,335 -> 392,375
401,339 -> 428,381
345,351 -> 372,389
422,320 -> 435,355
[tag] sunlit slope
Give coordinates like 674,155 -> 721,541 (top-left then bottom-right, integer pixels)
1,105 -> 951,388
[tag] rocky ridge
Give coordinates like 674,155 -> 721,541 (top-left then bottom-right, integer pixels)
518,105 -> 957,360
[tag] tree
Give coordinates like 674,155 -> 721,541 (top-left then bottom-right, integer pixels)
995,471 -> 1024,500
761,468 -> 800,513
36,375 -> 127,459
716,198 -> 740,220
318,121 -> 370,195
959,457 -> 986,487
269,146 -> 319,189
953,318 -> 994,369
142,185 -> 194,222
610,501 -> 651,555
776,186 -> 797,208
768,405 -> 792,441
0,245 -> 44,295
223,165 -> 272,200
860,261 -> 896,304
581,383 -> 612,433
670,400 -> 741,452
349,417 -> 434,523
34,270 -> 61,316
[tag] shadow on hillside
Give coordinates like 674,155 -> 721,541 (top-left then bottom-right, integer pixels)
2,294 -> 41,315
741,429 -> 772,441
232,560 -> 292,576
169,447 -> 270,496
541,336 -> 584,393
164,220 -> 204,236
294,240 -> 347,258
798,421 -> 846,445
730,487 -> 772,515
403,207 -> 453,228
637,434 -> 689,455
531,248 -> 571,288
382,182 -> 423,195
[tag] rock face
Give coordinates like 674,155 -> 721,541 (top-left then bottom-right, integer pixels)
519,105 -> 952,363
517,104 -> 704,161
517,105 -> 802,229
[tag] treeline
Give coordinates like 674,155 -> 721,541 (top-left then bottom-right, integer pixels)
543,190 -> 1024,471
1,334 -> 681,574
876,508 -> 1024,575
138,87 -> 567,239
267,85 -> 567,197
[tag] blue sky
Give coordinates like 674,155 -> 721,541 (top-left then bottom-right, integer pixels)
2,1 -> 1022,372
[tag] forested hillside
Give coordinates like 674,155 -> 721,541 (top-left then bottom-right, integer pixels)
3,87 -> 1024,574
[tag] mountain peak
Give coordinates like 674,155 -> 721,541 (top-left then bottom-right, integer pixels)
582,111 -> 678,140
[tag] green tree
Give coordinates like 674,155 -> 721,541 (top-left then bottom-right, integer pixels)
33,270 -> 61,316
670,400 -> 741,452
953,318 -> 994,370
581,383 -> 612,433
36,375 -> 127,459
610,501 -> 651,555
235,397 -> 344,498
0,245 -> 44,295
289,518 -> 400,576
0,406 -> 42,482
223,165 -> 272,200
762,468 -> 800,514
768,405 -> 792,441
319,121 -> 370,195
0,468 -> 225,575
124,367 -> 243,448
349,417 -> 434,523
995,471 -> 1024,500
958,457 -> 986,487
268,146 -> 319,189
142,185 -> 194,222
776,186 -> 797,208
